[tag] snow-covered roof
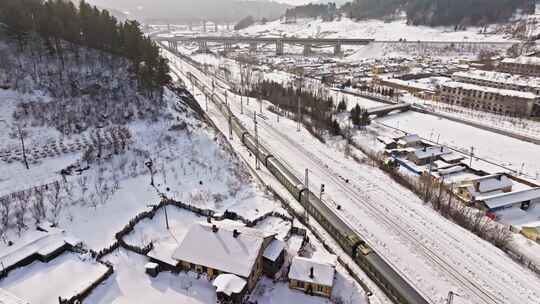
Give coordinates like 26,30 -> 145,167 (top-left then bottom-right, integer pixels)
145,262 -> 158,270
440,152 -> 465,163
288,256 -> 335,287
478,188 -> 540,210
453,70 -> 540,89
0,230 -> 77,270
501,56 -> 540,66
412,146 -> 451,160
0,289 -> 29,304
379,76 -> 435,92
263,239 -> 285,262
438,166 -> 466,176
442,81 -> 539,100
212,274 -> 247,296
397,134 -> 421,146
172,222 -> 267,278
472,174 -> 513,193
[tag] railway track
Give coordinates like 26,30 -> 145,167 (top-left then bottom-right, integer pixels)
252,116 -> 502,304
163,47 -> 540,304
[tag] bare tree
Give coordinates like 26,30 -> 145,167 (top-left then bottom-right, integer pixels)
31,188 -> 47,223
46,182 -> 64,225
0,198 -> 11,241
14,192 -> 30,235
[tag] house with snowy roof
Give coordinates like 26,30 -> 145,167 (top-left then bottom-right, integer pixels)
499,56 -> 540,77
171,220 -> 282,294
288,256 -> 336,298
407,146 -> 451,166
455,173 -> 513,203
475,188 -> 540,213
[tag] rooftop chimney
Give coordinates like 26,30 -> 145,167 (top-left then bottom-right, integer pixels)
423,146 -> 427,152
207,217 -> 212,224
309,267 -> 314,279
212,224 -> 218,233
440,146 -> 444,152
233,229 -> 240,238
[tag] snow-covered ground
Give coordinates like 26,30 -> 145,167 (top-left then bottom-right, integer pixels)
167,49 -> 540,304
86,249 -> 217,304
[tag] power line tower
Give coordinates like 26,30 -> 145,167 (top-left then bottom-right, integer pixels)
254,113 -> 260,170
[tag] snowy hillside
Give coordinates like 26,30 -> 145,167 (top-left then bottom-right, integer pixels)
240,16 -> 516,42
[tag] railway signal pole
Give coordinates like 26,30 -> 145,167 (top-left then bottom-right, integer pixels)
254,113 -> 260,170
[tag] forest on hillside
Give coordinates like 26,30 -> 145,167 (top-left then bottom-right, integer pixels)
0,0 -> 170,93
289,0 -> 535,27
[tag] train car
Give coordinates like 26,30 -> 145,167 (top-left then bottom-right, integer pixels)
360,252 -> 429,304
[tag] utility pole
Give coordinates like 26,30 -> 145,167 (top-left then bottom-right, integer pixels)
161,196 -> 170,230
297,97 -> 302,132
259,94 -> 263,114
228,102 -> 233,140
425,153 -> 435,203
304,169 -> 309,221
240,88 -> 244,114
16,125 -> 29,170
345,119 -> 351,159
254,113 -> 260,170
469,146 -> 474,167
205,93 -> 208,111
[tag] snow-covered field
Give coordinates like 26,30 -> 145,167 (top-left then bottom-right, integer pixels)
167,49 -> 540,304
377,111 -> 540,177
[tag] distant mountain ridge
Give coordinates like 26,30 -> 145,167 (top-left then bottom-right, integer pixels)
87,0 -> 291,23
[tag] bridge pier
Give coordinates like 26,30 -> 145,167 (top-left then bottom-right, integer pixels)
171,41 -> 179,53
303,43 -> 312,56
249,42 -> 258,54
276,40 -> 284,56
198,40 -> 209,53
224,42 -> 233,54
333,42 -> 342,57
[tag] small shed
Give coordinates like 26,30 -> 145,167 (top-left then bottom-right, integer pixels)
521,224 -> 540,242
262,239 -> 286,278
145,262 -> 159,277
213,274 -> 247,304
288,256 -> 336,298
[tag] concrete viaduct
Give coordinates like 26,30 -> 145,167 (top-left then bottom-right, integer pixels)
156,36 -> 374,56
155,35 -> 517,56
